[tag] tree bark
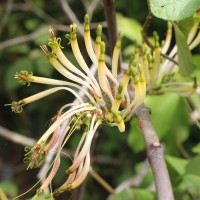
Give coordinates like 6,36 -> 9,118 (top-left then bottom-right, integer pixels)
136,104 -> 174,200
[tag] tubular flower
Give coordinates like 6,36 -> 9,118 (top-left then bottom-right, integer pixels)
7,14 -> 146,197
6,13 -> 200,197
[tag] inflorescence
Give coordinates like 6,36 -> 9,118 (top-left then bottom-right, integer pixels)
6,13 -> 200,197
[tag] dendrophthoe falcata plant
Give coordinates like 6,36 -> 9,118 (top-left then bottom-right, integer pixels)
6,12 -> 200,198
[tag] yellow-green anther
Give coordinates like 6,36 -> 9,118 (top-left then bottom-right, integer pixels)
115,33 -> 124,48
140,73 -> 146,82
118,82 -> 124,93
130,59 -> 137,67
153,31 -> 160,47
138,64 -> 143,74
99,42 -> 105,62
116,93 -> 122,100
100,41 -> 105,54
133,74 -> 140,84
147,54 -> 154,69
125,66 -> 132,76
96,25 -> 102,44
84,14 -> 90,32
129,55 -> 134,65
131,67 -> 137,77
134,47 -> 139,54
134,47 -> 139,60
167,21 -> 172,32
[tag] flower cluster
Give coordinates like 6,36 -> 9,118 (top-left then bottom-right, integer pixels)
6,13 -> 200,197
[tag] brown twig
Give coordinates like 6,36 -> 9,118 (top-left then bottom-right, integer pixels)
102,0 -> 118,53
89,167 -> 116,194
142,12 -> 154,50
0,125 -> 35,147
0,27 -> 48,50
142,1 -> 178,65
135,104 -> 174,200
102,0 -> 122,73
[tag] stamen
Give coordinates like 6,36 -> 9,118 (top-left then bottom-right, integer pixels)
112,33 -> 124,78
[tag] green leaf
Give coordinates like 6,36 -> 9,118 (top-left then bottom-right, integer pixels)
108,188 -> 155,200
185,156 -> 200,176
192,143 -> 200,153
177,17 -> 194,37
127,118 -> 145,153
145,93 -> 190,155
116,13 -> 142,45
149,0 -> 200,21
193,55 -> 200,67
128,93 -> 190,154
165,155 -> 188,176
0,181 -> 18,197
183,174 -> 200,196
174,23 -> 196,76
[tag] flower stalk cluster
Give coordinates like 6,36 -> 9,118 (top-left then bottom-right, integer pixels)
6,12 -> 200,197
7,14 -> 147,196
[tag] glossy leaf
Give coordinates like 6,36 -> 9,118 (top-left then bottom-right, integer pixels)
165,155 -> 188,176
185,156 -> 200,176
149,0 -> 200,21
116,13 -> 142,45
192,143 -> 200,153
183,174 -> 200,196
174,23 -> 196,76
128,93 -> 190,154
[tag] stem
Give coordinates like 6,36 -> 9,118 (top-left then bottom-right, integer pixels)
89,167 -> 116,194
102,0 -> 121,73
142,12 -> 154,50
142,4 -> 178,65
135,105 -> 174,200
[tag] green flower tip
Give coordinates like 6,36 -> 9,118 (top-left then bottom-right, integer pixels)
100,41 -> 105,54
84,14 -> 90,32
126,66 -> 132,76
117,83 -> 124,93
4,101 -> 24,113
167,21 -> 172,31
131,67 -> 137,76
153,31 -> 160,47
96,24 -> 102,36
116,33 -> 124,48
98,42 -> 105,62
15,70 -> 33,86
